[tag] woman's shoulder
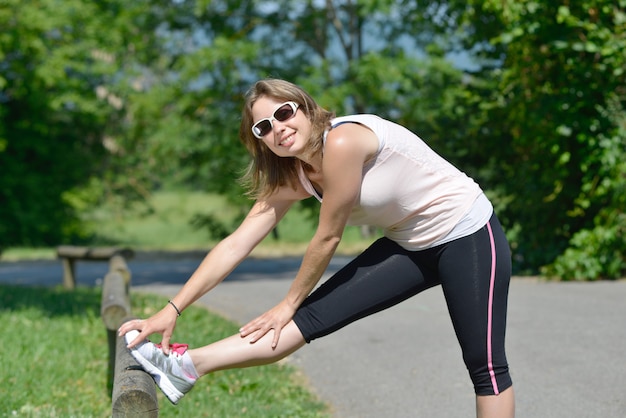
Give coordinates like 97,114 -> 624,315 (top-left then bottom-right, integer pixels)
327,114 -> 386,152
325,119 -> 380,161
328,114 -> 384,129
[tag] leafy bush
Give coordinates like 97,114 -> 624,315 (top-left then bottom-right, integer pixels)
543,213 -> 626,280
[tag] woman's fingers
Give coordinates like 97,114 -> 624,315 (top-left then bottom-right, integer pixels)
239,302 -> 294,347
270,327 -> 282,349
118,319 -> 146,348
118,318 -> 143,335
117,307 -> 178,354
159,336 -> 171,355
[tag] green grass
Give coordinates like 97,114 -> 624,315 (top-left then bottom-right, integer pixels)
86,190 -> 236,251
0,190 -> 371,416
0,247 -> 57,261
0,285 -> 330,418
0,190 -> 374,415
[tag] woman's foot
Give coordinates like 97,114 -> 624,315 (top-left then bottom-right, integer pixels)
124,330 -> 198,404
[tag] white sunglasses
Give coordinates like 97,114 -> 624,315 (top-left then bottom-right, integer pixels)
251,101 -> 299,139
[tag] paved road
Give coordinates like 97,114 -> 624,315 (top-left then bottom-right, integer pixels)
2,255 -> 625,417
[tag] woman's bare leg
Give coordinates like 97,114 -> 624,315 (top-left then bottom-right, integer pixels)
188,320 -> 306,376
476,386 -> 515,418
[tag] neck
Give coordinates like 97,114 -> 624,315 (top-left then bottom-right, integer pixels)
299,154 -> 322,173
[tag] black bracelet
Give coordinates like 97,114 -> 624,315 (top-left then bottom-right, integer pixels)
168,300 -> 182,317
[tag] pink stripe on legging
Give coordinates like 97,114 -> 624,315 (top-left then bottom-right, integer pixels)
486,221 -> 499,395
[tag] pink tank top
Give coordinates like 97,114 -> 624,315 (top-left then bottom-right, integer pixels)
298,114 -> 491,250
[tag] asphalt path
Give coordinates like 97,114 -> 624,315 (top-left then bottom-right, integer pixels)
2,254 -> 625,417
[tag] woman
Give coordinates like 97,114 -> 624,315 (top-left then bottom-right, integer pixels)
119,78 -> 515,417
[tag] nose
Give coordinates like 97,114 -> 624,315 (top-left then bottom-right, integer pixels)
271,118 -> 288,135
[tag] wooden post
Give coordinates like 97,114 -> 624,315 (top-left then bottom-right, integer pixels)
61,257 -> 76,289
106,328 -> 117,394
94,249 -> 157,415
109,254 -> 132,286
100,253 -> 133,392
101,271 -> 132,331
111,328 -> 159,417
101,269 -> 132,393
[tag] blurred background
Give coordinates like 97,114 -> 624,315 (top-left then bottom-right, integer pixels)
1,0 -> 624,281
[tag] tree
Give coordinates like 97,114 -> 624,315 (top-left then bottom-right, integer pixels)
6,0 -> 622,279
417,0 -> 626,277
0,0 -> 114,246
338,0 -> 626,278
482,1 -> 625,278
0,0 -> 175,247
120,0 -> 475,196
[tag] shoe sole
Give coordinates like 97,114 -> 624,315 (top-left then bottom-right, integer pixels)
124,333 -> 184,404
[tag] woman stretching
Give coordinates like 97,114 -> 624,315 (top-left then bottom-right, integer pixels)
119,78 -> 515,417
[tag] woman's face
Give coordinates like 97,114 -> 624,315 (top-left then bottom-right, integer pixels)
251,96 -> 312,158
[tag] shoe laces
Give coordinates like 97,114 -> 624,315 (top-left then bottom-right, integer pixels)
155,342 -> 189,356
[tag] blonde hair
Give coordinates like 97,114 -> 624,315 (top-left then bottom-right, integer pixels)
239,79 -> 334,199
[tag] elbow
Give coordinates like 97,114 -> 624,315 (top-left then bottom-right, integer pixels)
314,232 -> 342,252
217,234 -> 254,261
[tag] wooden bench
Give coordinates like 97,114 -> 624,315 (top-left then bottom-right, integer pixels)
56,245 -> 134,289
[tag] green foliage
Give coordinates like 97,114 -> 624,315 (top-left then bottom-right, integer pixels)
85,190 -> 238,249
190,212 -> 234,241
0,0 -> 101,246
544,220 -> 626,281
78,189 -> 372,255
543,96 -> 626,280
2,0 -> 624,279
424,0 -> 626,277
373,0 -> 626,278
0,0 -> 145,247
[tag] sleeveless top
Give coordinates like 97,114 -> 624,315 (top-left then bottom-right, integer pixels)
297,114 -> 493,250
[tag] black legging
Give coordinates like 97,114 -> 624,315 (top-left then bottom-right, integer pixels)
293,213 -> 513,396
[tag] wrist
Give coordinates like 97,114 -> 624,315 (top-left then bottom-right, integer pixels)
283,296 -> 300,312
168,300 -> 182,317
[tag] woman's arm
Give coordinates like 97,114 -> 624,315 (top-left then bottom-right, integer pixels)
285,125 -> 377,306
240,123 -> 379,347
170,197 -> 296,311
120,188 -> 306,353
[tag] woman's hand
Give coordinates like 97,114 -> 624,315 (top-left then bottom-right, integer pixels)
239,300 -> 297,349
118,304 -> 179,355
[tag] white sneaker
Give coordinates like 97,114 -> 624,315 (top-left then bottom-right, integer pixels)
124,330 -> 198,404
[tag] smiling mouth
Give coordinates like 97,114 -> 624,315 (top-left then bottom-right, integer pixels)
279,134 -> 295,146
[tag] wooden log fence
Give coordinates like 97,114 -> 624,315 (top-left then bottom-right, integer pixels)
101,255 -> 132,331
111,316 -> 159,417
57,246 -> 158,415
100,251 -> 158,417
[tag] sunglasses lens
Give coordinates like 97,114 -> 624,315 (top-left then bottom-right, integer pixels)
253,120 -> 272,137
274,103 -> 296,121
252,102 -> 297,138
